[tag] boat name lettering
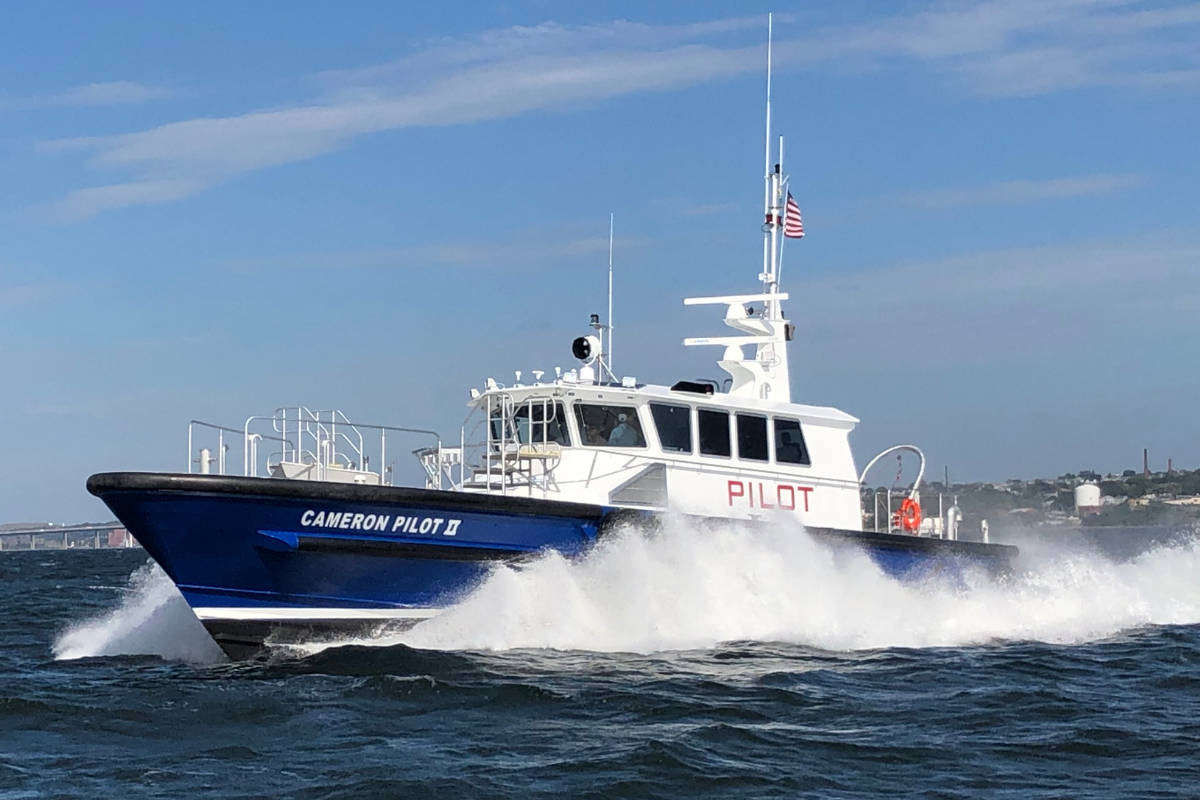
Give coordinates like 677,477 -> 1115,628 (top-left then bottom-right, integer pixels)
299,510 -> 460,536
727,480 -> 812,512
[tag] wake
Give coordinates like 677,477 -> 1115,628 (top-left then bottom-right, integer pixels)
366,518 -> 1200,653
52,518 -> 1200,662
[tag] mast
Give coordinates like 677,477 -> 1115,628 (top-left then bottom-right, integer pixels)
683,12 -> 793,404
761,14 -> 784,322
761,13 -> 773,303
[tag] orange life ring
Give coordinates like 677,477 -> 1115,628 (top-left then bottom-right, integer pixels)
893,497 -> 922,534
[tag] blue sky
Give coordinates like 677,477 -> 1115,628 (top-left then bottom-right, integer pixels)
1,1 -> 1198,521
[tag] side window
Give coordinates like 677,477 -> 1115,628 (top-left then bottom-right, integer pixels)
774,417 -> 811,465
698,409 -> 731,457
574,403 -> 646,448
736,414 -> 769,461
650,403 -> 692,453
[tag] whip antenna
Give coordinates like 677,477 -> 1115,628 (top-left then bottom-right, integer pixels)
607,212 -> 614,374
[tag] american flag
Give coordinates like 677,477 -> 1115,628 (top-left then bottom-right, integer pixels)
784,191 -> 804,239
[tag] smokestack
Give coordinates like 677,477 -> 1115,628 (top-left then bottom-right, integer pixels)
1169,458 -> 1173,474
1143,448 -> 1149,477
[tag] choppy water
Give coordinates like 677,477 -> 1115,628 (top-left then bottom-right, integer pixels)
4,521 -> 1200,798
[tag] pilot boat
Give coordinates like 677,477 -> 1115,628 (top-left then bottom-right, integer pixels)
87,74 -> 1015,659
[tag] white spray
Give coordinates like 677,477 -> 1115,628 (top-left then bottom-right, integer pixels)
54,520 -> 1200,662
53,561 -> 225,664
355,517 -> 1200,654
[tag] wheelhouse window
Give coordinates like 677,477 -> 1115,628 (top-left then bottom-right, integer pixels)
493,402 -> 571,446
575,403 -> 646,448
774,417 -> 811,466
650,403 -> 692,453
736,414 -> 769,461
520,402 -> 571,446
698,408 -> 731,457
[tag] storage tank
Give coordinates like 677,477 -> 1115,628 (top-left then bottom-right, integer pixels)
1075,483 -> 1102,514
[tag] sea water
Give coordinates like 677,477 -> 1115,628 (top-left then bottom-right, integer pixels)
2,519 -> 1198,798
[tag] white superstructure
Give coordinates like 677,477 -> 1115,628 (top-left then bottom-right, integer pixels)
432,374 -> 863,531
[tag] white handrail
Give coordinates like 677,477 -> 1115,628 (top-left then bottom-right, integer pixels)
234,409 -> 441,485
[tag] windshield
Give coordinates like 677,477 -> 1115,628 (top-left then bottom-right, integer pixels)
490,401 -> 571,447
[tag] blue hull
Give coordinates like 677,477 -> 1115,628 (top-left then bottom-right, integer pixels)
88,473 -> 1015,657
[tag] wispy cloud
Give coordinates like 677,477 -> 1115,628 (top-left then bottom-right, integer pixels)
898,173 -> 1145,209
42,25 -> 764,219
53,179 -> 204,220
780,0 -> 1200,97
315,17 -> 769,88
2,81 -> 171,111
794,232 -> 1200,364
40,2 -> 1200,217
225,229 -> 650,273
